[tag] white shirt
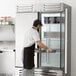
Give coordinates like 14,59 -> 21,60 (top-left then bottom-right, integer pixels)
23,27 -> 40,47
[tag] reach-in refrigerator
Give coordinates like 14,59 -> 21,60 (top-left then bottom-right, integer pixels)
34,3 -> 71,76
16,3 -> 71,76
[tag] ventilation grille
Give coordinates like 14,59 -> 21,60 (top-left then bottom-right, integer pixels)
0,74 -> 13,76
17,3 -> 64,13
17,5 -> 33,13
44,4 -> 62,12
19,70 -> 23,76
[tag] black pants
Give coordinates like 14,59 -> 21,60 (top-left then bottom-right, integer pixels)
23,44 -> 35,69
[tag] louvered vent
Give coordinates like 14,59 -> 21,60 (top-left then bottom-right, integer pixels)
17,5 -> 33,13
19,70 -> 23,76
44,3 -> 63,12
17,3 -> 64,13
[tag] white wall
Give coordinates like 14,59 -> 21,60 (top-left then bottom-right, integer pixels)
0,0 -> 16,17
16,0 -> 76,76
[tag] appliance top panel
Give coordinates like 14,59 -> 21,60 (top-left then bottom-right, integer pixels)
17,3 -> 70,13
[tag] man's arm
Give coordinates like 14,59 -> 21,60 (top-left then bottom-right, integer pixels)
36,40 -> 53,52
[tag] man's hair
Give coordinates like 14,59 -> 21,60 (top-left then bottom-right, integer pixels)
33,19 -> 42,27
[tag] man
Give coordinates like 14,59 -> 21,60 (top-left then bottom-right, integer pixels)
23,19 -> 53,76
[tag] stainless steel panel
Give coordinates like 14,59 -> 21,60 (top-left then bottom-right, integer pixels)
34,67 -> 63,76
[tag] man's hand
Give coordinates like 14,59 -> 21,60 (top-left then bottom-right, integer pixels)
46,48 -> 53,52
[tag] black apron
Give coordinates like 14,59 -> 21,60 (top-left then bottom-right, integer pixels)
23,43 -> 35,69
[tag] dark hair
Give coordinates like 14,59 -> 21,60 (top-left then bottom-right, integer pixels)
33,19 -> 42,27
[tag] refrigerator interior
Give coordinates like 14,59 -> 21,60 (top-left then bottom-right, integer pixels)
39,12 -> 65,69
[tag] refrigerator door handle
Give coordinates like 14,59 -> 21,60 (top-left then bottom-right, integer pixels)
65,8 -> 68,74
